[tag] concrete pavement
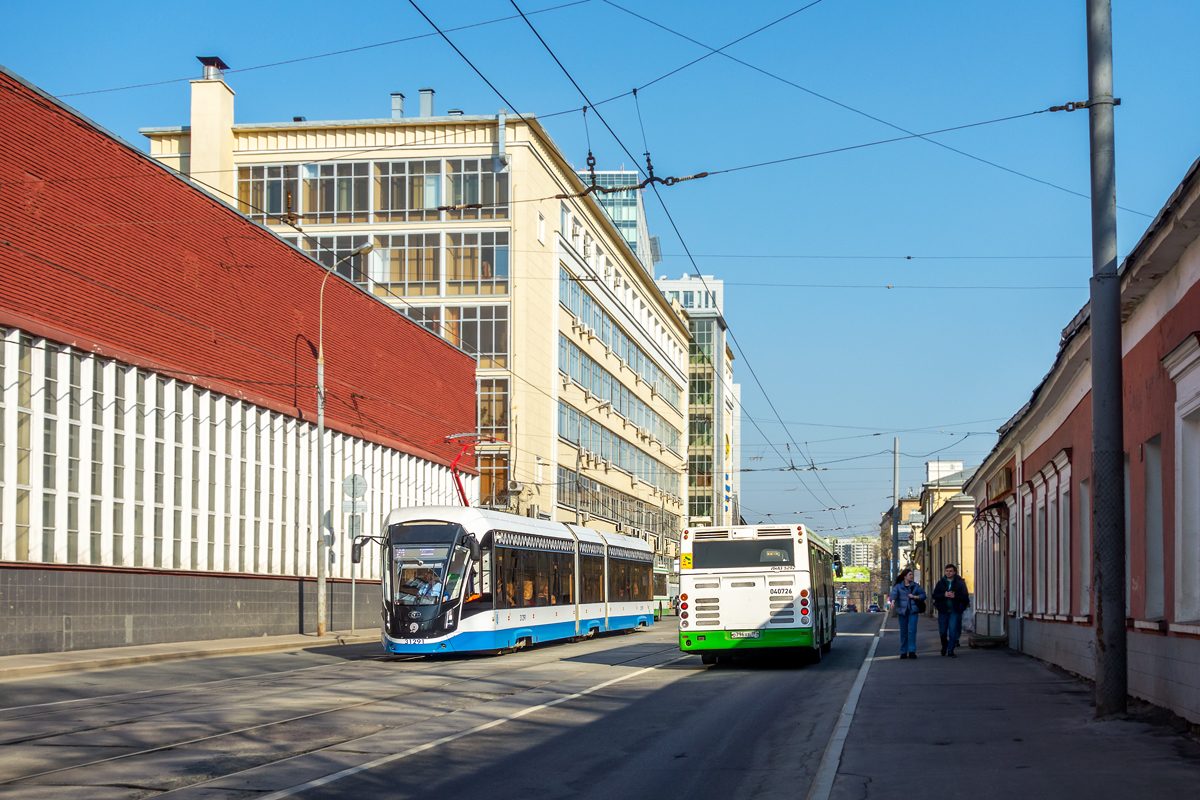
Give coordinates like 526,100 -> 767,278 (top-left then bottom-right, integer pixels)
830,613 -> 1200,799
0,630 -> 379,682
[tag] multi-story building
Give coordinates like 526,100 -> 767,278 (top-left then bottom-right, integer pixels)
656,274 -> 741,526
912,461 -> 977,607
575,169 -> 656,271
830,537 -> 880,569
140,65 -> 690,597
0,65 -> 478,655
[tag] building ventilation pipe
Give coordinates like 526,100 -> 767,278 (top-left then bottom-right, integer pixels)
419,88 -> 435,117
197,56 -> 229,81
391,93 -> 404,120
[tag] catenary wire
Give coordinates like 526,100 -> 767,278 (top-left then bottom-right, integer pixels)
504,0 -> 851,528
600,0 -> 1154,218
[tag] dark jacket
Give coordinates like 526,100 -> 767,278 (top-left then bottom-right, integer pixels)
933,575 -> 970,614
889,581 -> 926,616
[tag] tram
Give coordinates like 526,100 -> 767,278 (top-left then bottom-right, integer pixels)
365,506 -> 656,655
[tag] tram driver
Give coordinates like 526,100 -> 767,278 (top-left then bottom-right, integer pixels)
398,567 -> 444,604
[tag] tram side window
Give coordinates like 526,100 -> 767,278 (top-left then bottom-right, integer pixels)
495,546 -> 577,608
581,555 -> 604,603
607,559 -> 651,602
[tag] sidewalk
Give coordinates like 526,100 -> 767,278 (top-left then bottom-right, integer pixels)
0,629 -> 379,682
831,614 -> 1200,799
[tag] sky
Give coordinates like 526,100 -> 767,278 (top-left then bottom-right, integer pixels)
4,0 -> 1199,538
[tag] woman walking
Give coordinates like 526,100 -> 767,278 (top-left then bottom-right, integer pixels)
889,569 -> 926,659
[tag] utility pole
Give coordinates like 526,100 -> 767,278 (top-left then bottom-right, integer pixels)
1087,0 -> 1126,717
892,437 -> 900,583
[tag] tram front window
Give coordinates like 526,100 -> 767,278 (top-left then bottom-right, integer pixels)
393,546 -> 450,605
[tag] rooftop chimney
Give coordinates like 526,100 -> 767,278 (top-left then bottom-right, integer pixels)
197,56 -> 230,81
293,116 -> 306,122
419,88 -> 435,117
448,109 -> 463,116
391,92 -> 405,120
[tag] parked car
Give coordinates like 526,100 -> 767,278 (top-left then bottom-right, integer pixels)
868,603 -> 881,612
844,603 -> 858,613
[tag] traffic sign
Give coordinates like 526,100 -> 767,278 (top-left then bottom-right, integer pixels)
343,500 -> 367,513
343,474 -> 368,499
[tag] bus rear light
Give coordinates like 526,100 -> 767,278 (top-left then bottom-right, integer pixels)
681,602 -> 689,610
800,589 -> 809,598
680,593 -> 688,601
681,612 -> 689,619
683,530 -> 689,539
800,598 -> 809,608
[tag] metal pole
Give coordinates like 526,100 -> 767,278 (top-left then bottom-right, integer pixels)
892,437 -> 900,582
316,356 -> 327,637
350,536 -> 356,635
1087,0 -> 1126,718
575,445 -> 582,525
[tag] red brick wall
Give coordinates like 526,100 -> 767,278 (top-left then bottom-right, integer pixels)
0,69 -> 476,471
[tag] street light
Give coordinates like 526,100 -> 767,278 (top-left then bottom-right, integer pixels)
315,241 -> 373,637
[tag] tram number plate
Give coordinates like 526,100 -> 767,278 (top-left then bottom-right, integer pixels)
729,631 -> 761,639
400,639 -> 424,645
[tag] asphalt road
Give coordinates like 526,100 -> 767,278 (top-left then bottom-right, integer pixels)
0,613 -> 883,799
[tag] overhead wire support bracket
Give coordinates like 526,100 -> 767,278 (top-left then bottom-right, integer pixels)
1048,98 -> 1121,112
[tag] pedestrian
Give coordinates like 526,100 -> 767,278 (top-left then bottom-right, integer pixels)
889,568 -> 925,659
932,563 -> 970,657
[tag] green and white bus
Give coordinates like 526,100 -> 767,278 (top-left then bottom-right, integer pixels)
678,524 -> 839,664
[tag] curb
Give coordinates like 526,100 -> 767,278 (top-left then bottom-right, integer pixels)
0,634 -> 380,682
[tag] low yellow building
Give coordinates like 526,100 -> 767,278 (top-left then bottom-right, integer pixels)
140,63 -> 689,595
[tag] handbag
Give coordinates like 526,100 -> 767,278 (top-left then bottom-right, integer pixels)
913,594 -> 927,614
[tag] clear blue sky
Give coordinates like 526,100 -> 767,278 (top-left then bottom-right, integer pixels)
5,0 -> 1199,537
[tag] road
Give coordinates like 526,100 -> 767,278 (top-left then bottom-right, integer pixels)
0,613 -> 883,799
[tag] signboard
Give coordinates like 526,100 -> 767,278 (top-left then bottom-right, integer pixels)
343,500 -> 367,513
343,474 -> 368,499
348,514 -> 361,540
840,566 -> 870,582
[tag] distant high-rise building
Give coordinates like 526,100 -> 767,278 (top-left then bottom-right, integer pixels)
830,537 -> 880,569
577,169 -> 656,271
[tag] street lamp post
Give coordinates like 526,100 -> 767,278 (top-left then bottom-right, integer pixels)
315,242 -> 373,636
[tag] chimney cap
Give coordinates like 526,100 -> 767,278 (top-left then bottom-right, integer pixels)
197,56 -> 230,71
293,116 -> 306,122
390,91 -> 405,98
448,109 -> 464,116
419,87 -> 435,94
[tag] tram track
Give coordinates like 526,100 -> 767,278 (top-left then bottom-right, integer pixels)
0,634 -> 684,790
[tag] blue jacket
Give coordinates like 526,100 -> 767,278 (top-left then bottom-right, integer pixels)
890,581 -> 926,616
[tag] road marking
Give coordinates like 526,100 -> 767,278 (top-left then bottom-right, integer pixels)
834,633 -> 875,636
256,654 -> 689,800
805,616 -> 886,800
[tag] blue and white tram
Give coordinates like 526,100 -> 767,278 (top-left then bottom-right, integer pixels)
377,506 -> 656,655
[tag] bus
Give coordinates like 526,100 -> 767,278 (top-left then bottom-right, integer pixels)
364,506 -> 656,655
677,523 -> 839,664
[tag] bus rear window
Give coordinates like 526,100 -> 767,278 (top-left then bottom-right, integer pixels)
692,540 -> 795,569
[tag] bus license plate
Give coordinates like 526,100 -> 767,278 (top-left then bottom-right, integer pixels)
729,631 -> 761,639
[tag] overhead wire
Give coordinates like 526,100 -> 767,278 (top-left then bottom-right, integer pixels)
503,0 -> 853,529
600,0 -> 1154,218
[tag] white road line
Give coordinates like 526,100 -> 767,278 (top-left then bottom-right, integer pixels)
805,617 -> 887,800
256,654 -> 690,800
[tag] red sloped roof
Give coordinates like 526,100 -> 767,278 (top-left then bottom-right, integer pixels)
0,67 -> 476,471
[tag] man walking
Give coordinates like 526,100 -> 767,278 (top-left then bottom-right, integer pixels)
932,564 -> 970,657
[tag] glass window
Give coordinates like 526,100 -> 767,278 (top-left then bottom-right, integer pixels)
302,162 -> 369,224
302,235 -> 370,287
479,452 -> 509,508
445,305 -> 507,368
446,158 -> 509,221
237,165 -> 300,224
692,540 -> 795,569
373,159 -> 441,222
371,233 -> 441,297
405,306 -> 442,335
446,232 -> 509,295
478,378 -> 509,439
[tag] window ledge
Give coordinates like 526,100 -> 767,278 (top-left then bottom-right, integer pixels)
1053,614 -> 1070,622
1168,621 -> 1200,635
1133,619 -> 1168,632
1070,615 -> 1092,623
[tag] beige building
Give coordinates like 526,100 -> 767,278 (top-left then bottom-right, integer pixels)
913,461 -> 977,605
140,62 -> 689,593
